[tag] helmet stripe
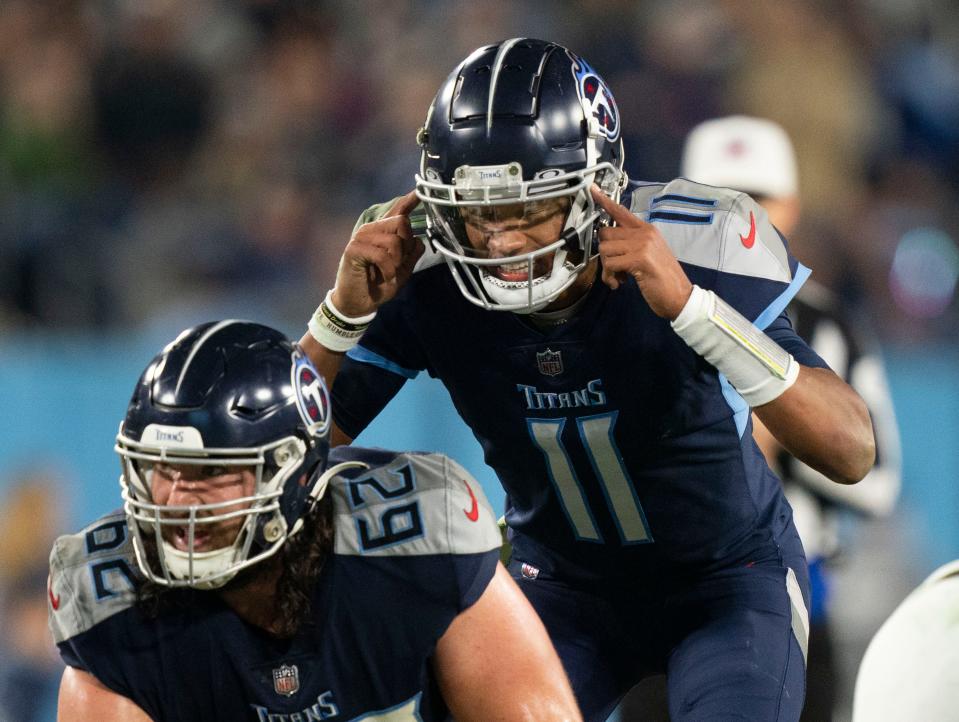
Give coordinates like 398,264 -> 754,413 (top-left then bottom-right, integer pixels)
486,37 -> 524,139
174,319 -> 244,396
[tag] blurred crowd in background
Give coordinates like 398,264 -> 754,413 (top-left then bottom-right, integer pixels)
1,1 -> 958,720
1,0 -> 958,339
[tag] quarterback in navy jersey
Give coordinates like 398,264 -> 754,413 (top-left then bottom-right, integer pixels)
48,321 -> 580,721
300,40 -> 876,721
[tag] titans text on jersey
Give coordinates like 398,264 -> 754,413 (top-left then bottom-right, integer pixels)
333,178 -> 828,582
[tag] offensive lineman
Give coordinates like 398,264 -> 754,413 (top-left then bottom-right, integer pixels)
48,321 -> 580,721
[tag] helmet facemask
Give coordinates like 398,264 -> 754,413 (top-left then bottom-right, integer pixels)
414,39 -> 627,313
417,158 -> 624,313
117,433 -> 317,590
115,321 -> 333,591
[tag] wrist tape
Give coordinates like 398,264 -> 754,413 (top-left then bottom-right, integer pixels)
307,290 -> 376,353
671,285 -> 799,407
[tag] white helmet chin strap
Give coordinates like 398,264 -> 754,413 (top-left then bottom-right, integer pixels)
162,546 -> 242,590
479,248 -> 577,314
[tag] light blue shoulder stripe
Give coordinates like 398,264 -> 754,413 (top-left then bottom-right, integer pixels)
720,260 -> 811,437
753,262 -> 811,329
347,345 -> 420,379
719,374 -> 750,438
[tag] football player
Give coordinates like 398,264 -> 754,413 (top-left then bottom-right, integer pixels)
680,114 -> 902,721
48,321 -> 580,721
299,39 -> 877,721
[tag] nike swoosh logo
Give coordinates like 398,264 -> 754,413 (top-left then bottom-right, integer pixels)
462,480 -> 479,522
48,579 -> 60,611
740,211 -> 757,249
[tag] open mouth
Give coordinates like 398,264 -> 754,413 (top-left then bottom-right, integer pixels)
495,260 -> 532,282
490,257 -> 553,284
171,525 -> 213,552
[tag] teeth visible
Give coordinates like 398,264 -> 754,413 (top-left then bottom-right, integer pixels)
499,261 -> 527,271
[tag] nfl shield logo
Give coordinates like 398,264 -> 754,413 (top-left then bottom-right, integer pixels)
536,348 -> 563,377
273,664 -> 300,697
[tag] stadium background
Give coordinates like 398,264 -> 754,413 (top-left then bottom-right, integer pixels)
0,1 -> 957,720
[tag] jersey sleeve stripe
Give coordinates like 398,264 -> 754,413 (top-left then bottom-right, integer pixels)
346,346 -> 420,379
718,374 -> 751,438
753,261 -> 811,329
647,211 -> 714,224
651,193 -> 718,208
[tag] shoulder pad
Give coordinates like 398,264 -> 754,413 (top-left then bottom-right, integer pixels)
48,511 -> 141,644
629,178 -> 794,284
330,450 -> 501,557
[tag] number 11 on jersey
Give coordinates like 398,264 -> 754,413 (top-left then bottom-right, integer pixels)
527,411 -> 653,545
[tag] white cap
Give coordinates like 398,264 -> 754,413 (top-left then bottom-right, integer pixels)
681,115 -> 799,198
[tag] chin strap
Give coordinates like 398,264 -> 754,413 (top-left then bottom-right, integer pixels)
311,460 -> 370,501
288,460 -> 371,538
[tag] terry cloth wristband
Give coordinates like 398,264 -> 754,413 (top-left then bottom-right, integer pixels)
307,290 -> 376,352
671,285 -> 799,407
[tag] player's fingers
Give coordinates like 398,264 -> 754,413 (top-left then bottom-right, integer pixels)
397,216 -> 419,254
597,235 -> 637,261
355,230 -> 420,273
361,214 -> 414,245
376,219 -> 421,265
356,230 -> 407,254
396,237 -> 426,282
385,190 -> 420,219
597,225 -> 646,242
348,240 -> 399,283
591,184 -> 641,227
600,261 -> 620,290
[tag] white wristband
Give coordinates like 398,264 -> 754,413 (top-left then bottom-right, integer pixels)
307,290 -> 376,353
671,285 -> 799,407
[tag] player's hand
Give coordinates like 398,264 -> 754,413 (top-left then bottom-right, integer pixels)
591,185 -> 693,320
331,191 -> 425,316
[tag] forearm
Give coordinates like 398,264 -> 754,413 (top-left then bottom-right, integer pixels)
755,365 -> 876,484
297,332 -> 355,447
754,413 -> 895,514
299,331 -> 345,391
670,286 -> 875,484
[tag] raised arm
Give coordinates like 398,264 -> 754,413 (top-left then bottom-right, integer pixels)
299,191 -> 423,444
433,563 -> 582,721
592,186 -> 875,485
58,667 -> 152,722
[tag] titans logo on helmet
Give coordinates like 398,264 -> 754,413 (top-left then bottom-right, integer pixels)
293,354 -> 330,435
569,53 -> 620,142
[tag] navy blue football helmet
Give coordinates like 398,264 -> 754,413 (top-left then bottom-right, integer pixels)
115,320 -> 331,589
415,38 -> 627,313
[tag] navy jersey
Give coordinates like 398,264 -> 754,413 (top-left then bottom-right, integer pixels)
48,447 -> 501,722
333,179 -> 829,582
